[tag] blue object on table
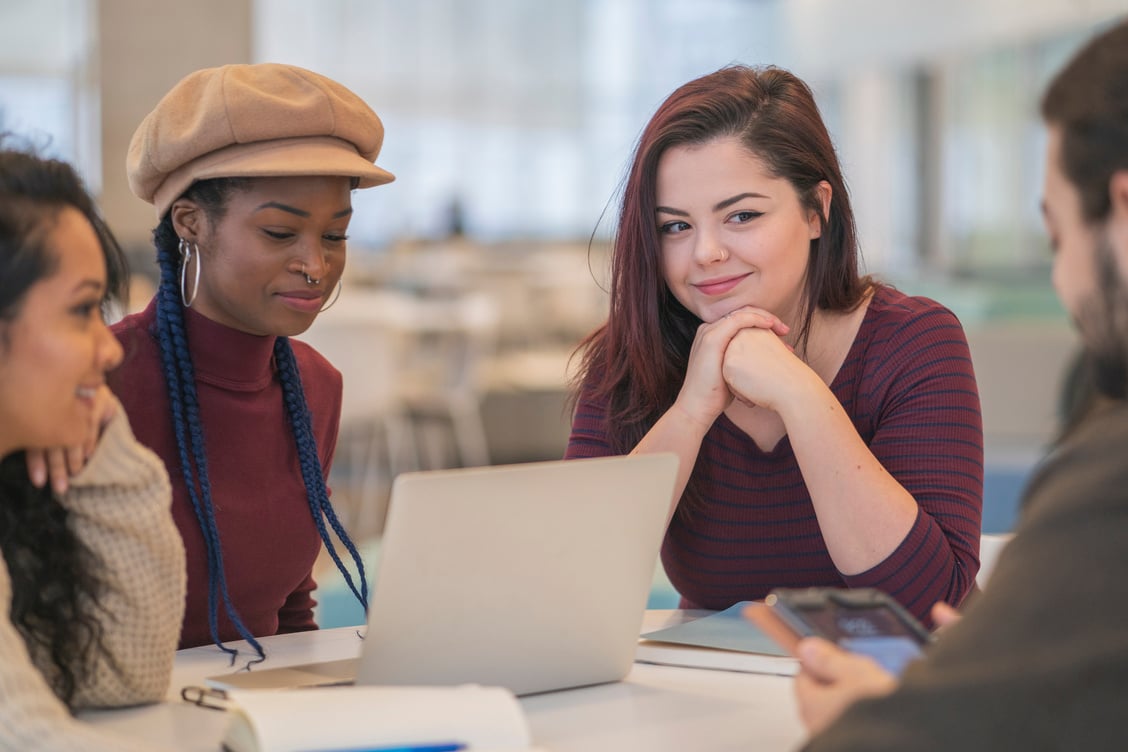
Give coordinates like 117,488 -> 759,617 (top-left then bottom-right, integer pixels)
640,601 -> 787,656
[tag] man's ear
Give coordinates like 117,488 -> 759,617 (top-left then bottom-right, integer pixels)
1111,171 -> 1128,217
1109,171 -> 1128,270
169,198 -> 204,242
808,181 -> 832,240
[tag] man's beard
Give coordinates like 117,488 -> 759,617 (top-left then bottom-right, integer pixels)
1075,229 -> 1128,400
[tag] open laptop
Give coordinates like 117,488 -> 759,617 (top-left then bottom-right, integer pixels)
207,452 -> 678,696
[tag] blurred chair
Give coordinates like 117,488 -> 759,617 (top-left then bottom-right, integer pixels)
396,291 -> 500,470
521,248 -> 609,345
298,290 -> 418,539
301,287 -> 502,539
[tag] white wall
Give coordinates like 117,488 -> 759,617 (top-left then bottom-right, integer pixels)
782,0 -> 1128,78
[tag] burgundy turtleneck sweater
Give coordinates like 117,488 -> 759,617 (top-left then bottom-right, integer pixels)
109,299 -> 342,649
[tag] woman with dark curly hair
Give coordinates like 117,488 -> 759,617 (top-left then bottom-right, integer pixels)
0,142 -> 184,751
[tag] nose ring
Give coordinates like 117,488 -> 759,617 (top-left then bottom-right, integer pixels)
301,264 -> 320,286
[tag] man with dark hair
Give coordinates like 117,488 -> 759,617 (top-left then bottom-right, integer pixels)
794,17 -> 1128,751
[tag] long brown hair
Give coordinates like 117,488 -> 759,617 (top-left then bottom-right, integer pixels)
571,65 -> 871,458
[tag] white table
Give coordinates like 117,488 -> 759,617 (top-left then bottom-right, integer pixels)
82,611 -> 806,751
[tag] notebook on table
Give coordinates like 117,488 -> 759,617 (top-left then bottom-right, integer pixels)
207,452 -> 679,696
635,602 -> 798,676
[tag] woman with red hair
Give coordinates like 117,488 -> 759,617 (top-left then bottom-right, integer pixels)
567,65 -> 983,624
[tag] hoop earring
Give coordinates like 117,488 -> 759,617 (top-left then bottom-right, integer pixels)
178,237 -> 202,308
319,280 -> 343,313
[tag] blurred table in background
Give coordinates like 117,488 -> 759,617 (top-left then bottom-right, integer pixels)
312,242 -> 1074,543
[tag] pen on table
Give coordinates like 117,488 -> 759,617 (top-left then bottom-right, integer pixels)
298,744 -> 466,752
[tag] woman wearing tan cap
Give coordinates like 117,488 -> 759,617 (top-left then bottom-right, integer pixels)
113,63 -> 394,655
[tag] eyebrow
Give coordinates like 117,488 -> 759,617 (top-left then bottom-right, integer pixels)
254,201 -> 353,219
72,279 -> 106,295
656,192 -> 769,217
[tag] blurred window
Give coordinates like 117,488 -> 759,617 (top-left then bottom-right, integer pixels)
0,0 -> 98,187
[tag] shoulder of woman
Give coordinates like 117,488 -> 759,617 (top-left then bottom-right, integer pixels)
863,285 -> 966,336
109,297 -> 158,338
289,336 -> 340,375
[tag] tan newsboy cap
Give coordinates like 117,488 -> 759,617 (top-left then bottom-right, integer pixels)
127,62 -> 395,218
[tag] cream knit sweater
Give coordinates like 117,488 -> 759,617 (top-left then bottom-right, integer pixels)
0,409 -> 185,751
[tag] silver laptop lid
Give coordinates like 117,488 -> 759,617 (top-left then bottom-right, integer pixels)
357,452 -> 678,695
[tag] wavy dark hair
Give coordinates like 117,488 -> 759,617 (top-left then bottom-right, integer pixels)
0,140 -> 129,707
150,178 -> 367,660
1042,18 -> 1128,402
1041,19 -> 1128,224
571,65 -> 871,503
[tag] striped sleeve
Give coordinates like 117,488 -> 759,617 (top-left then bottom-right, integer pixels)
840,300 -> 983,618
563,290 -> 985,624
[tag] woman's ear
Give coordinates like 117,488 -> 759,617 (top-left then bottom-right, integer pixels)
808,180 -> 833,240
169,198 -> 204,242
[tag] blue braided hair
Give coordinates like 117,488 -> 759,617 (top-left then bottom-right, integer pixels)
152,177 -> 367,659
274,340 -> 368,608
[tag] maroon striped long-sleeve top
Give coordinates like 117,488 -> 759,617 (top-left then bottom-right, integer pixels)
566,285 -> 984,623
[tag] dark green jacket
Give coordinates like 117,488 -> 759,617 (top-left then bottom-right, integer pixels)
807,400 -> 1128,751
